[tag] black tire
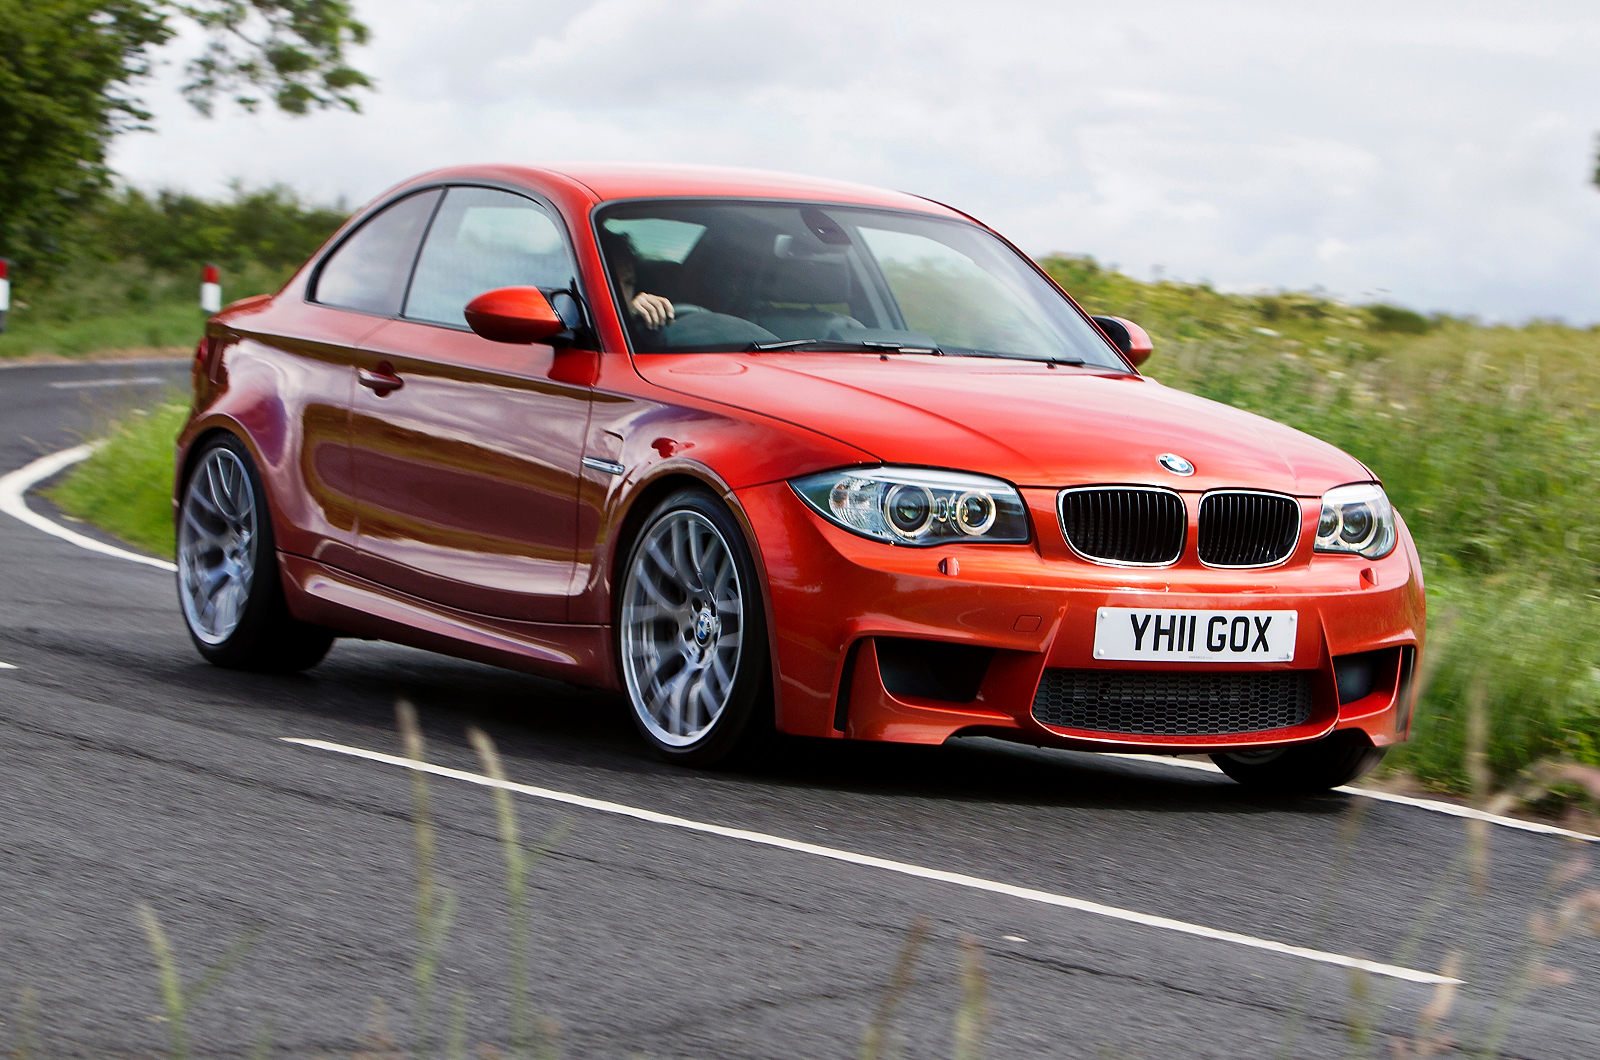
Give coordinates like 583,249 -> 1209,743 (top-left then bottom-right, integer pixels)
1211,730 -> 1386,793
176,433 -> 334,673
616,488 -> 775,767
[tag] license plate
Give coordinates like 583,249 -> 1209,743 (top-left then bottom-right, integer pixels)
1093,608 -> 1298,663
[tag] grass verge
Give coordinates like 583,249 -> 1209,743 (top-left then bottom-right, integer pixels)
49,401 -> 188,557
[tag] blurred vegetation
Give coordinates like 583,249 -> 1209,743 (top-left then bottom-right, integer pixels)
90,183 -> 351,272
0,184 -> 346,358
0,0 -> 369,275
1041,255 -> 1600,791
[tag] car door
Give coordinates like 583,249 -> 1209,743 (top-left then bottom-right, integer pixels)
349,185 -> 593,623
257,187 -> 441,570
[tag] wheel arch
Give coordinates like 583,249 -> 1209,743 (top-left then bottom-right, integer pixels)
173,417 -> 300,597
175,423 -> 243,493
608,465 -> 785,723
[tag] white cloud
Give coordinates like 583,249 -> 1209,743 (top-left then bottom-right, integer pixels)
109,0 -> 1600,322
1317,238 -> 1351,262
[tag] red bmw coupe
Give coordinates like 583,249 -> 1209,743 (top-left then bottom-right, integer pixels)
174,163 -> 1423,791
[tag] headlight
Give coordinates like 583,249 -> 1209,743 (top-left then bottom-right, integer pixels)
1315,483 -> 1396,559
791,466 -> 1030,546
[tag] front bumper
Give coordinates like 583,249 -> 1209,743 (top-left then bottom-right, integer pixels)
735,481 -> 1425,754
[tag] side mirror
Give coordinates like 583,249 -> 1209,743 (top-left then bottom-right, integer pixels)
464,287 -> 564,344
1091,316 -> 1154,367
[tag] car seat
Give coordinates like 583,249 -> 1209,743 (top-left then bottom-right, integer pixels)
744,256 -> 864,340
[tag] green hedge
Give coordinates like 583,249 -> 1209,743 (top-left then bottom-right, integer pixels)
1,184 -> 345,359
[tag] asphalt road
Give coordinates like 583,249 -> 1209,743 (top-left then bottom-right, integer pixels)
1,358 -> 1597,1060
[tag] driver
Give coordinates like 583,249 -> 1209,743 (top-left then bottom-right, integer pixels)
598,225 -> 780,348
599,227 -> 676,330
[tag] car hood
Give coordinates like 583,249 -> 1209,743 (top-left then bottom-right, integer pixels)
637,353 -> 1371,495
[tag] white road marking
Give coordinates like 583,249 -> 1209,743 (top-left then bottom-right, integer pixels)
1108,754 -> 1598,844
0,446 -> 177,573
0,661 -> 16,669
47,376 -> 166,390
283,735 -> 1460,986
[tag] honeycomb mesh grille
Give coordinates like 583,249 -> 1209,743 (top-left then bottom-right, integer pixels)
1032,669 -> 1313,736
1060,489 -> 1186,565
1198,492 -> 1301,567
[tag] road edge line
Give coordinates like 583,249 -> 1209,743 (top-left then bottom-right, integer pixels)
0,445 -> 177,573
282,735 -> 1461,987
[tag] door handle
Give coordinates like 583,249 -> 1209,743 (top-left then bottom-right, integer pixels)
358,363 -> 404,395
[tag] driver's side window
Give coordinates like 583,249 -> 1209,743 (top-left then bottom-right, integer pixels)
404,187 -> 577,328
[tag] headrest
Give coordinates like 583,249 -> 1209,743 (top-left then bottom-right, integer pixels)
761,256 -> 850,305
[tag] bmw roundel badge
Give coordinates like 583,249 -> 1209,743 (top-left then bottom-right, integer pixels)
1158,453 -> 1195,476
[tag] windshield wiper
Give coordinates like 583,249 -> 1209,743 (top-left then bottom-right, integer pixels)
747,338 -> 942,354
939,346 -> 1086,366
745,338 -> 1088,365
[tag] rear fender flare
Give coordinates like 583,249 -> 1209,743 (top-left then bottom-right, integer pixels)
174,407 -> 288,543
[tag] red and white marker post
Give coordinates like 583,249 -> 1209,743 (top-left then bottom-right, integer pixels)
200,264 -> 222,314
0,259 -> 11,334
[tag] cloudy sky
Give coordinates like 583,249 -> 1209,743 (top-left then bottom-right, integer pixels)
110,0 -> 1600,323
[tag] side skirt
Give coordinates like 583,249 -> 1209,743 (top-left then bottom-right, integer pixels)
278,553 -> 620,691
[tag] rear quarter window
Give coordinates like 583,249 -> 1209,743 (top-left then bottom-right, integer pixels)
313,189 -> 442,315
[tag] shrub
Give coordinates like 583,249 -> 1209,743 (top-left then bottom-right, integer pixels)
88,183 -> 348,273
0,182 -> 348,358
1367,303 -> 1433,334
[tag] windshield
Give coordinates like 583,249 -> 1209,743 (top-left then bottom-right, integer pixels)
594,200 -> 1126,368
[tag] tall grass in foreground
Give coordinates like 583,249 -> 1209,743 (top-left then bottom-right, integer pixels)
136,908 -> 265,1060
5,700 -> 1596,1059
388,703 -> 992,1060
1339,688 -> 1600,1060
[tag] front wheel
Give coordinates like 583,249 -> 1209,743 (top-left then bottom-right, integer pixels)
618,489 -> 774,766
177,434 -> 333,672
1211,730 -> 1386,793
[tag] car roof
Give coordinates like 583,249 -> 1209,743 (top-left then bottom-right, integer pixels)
427,162 -> 969,220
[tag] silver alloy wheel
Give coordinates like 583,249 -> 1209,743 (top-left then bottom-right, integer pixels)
620,510 -> 744,747
177,446 -> 259,645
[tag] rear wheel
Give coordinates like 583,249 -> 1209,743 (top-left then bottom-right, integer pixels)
618,489 -> 774,766
177,435 -> 333,672
1211,730 -> 1386,793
